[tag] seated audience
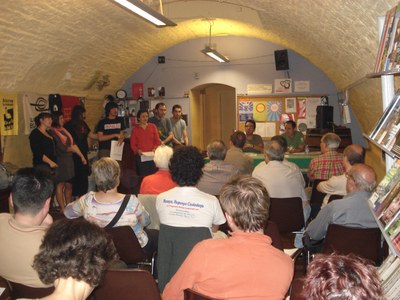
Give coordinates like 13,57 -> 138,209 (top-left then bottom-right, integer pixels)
318,144 -> 365,207
156,146 -> 226,233
304,164 -> 378,241
224,130 -> 254,175
252,140 -> 310,218
140,145 -> 177,194
281,120 -> 305,153
197,140 -> 239,195
0,168 -> 53,287
33,219 -> 118,300
163,176 -> 294,300
64,157 -> 156,257
302,253 -> 383,300
307,132 -> 344,181
243,119 -> 264,153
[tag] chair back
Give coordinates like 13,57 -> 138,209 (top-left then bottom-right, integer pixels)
328,194 -> 344,202
269,197 -> 305,233
7,280 -> 54,299
321,224 -> 382,265
91,269 -> 160,300
309,179 -> 327,218
0,187 -> 11,213
263,220 -> 284,251
104,226 -> 146,264
157,224 -> 212,292
184,288 -> 223,300
138,194 -> 159,230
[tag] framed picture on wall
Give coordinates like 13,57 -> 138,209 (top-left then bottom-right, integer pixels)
285,97 -> 296,113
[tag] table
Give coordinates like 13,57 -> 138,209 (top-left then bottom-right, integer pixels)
204,152 -> 320,172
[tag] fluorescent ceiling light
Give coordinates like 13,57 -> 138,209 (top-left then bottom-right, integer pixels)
113,0 -> 176,27
201,46 -> 230,63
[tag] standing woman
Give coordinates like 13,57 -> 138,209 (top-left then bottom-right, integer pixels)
51,111 -> 87,211
64,105 -> 97,198
130,109 -> 161,176
29,112 -> 58,173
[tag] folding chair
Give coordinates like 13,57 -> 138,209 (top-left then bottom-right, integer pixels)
321,224 -> 382,265
184,288 -> 223,300
91,269 -> 160,300
105,226 -> 155,274
0,187 -> 11,213
157,224 -> 212,292
268,197 -> 305,249
263,220 -> 284,251
309,179 -> 327,219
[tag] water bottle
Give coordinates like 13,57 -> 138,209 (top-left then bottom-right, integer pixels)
305,145 -> 310,154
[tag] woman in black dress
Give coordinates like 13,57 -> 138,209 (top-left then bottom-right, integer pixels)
50,111 -> 86,211
29,112 -> 58,173
64,105 -> 96,198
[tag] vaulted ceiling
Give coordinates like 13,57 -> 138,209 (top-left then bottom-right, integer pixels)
0,0 -> 398,132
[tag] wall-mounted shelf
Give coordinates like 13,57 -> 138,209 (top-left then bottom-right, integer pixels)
363,133 -> 398,159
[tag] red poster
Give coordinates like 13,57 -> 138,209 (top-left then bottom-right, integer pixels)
132,83 -> 144,100
61,95 -> 80,122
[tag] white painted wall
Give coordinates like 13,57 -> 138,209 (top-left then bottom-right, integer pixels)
122,36 -> 365,146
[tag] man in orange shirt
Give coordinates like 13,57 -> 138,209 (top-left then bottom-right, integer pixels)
163,176 -> 294,300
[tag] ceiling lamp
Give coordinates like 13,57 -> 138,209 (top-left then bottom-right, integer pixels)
201,21 -> 229,63
112,0 -> 176,27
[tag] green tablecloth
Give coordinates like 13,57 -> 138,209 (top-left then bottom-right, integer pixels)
204,152 -> 320,172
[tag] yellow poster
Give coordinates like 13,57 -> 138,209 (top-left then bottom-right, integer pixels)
0,92 -> 18,135
253,101 -> 267,122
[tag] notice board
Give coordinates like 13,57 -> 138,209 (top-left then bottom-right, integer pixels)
237,95 -> 323,138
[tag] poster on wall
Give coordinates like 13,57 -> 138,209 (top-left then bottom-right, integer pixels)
0,92 -> 18,136
297,118 -> 308,134
274,79 -> 292,93
306,97 -> 321,129
285,97 -> 297,113
239,101 -> 253,122
297,98 -> 307,118
267,101 -> 282,121
253,101 -> 268,122
61,95 -> 81,122
22,93 -> 49,134
294,81 -> 310,92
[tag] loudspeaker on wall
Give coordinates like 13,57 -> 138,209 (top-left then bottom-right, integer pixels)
274,50 -> 289,71
316,106 -> 333,129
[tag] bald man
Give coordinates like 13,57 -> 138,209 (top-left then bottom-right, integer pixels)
304,164 -> 378,241
317,144 -> 365,207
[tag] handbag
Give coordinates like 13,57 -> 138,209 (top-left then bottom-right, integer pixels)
105,194 -> 131,229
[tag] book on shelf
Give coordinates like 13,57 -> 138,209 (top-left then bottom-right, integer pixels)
369,160 -> 400,210
375,5 -> 397,73
369,90 -> 400,145
380,198 -> 400,228
379,255 -> 400,299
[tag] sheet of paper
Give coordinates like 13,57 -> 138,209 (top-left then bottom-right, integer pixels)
294,81 -> 310,92
255,122 -> 276,137
110,140 -> 124,161
141,151 -> 155,162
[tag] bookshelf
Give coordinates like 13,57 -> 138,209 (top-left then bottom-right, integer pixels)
366,3 -> 400,298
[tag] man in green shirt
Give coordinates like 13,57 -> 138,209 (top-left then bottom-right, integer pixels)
281,120 -> 305,153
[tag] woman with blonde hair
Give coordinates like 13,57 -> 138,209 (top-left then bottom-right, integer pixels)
64,157 -> 157,256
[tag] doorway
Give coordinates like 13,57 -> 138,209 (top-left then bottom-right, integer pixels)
190,84 -> 236,150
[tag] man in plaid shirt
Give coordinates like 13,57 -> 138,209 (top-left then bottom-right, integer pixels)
307,133 -> 344,181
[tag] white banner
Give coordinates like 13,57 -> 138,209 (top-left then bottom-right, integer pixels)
22,93 -> 49,134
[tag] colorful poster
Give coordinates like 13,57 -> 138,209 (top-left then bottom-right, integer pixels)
267,101 -> 282,121
253,101 -> 267,122
239,101 -> 253,122
0,92 -> 18,135
297,98 -> 307,118
22,93 -> 49,134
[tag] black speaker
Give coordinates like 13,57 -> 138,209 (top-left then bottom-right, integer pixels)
274,50 -> 289,70
316,106 -> 334,129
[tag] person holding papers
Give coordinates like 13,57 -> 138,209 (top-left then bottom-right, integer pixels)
130,109 -> 161,176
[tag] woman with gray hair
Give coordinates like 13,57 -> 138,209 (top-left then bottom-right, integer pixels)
140,145 -> 177,194
64,157 -> 157,256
